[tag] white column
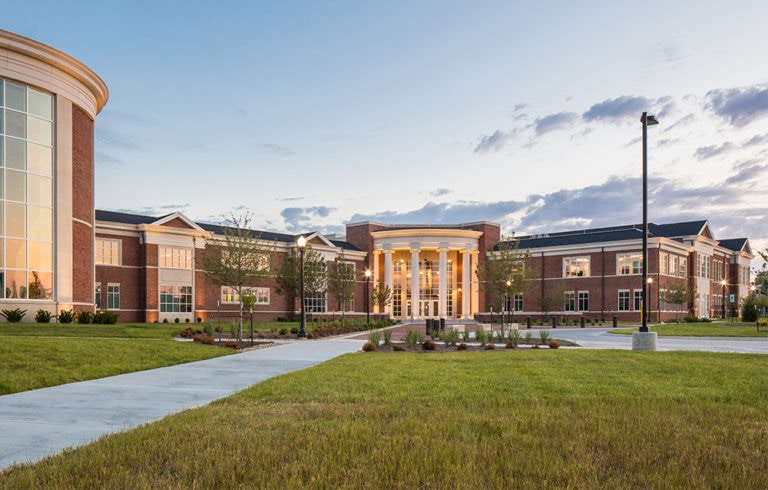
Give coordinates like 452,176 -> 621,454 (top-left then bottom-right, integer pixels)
462,249 -> 471,319
471,250 -> 479,319
372,250 -> 380,313
411,246 -> 420,319
439,245 -> 447,319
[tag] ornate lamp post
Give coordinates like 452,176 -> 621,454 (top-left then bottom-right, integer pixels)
364,269 -> 372,323
297,235 -> 307,338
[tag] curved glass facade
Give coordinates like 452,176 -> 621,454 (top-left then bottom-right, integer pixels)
0,79 -> 54,299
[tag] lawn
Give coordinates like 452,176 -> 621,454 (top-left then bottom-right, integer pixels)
2,350 -> 766,488
609,322 -> 768,337
0,322 -> 236,395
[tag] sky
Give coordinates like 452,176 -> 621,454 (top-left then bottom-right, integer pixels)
5,1 -> 768,267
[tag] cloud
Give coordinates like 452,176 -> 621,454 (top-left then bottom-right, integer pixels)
534,112 -> 580,136
95,150 -> 125,166
254,143 -> 295,157
474,129 -> 516,154
281,206 -> 337,233
430,188 -> 451,197
695,142 -> 736,160
723,160 -> 768,187
706,83 -> 768,127
348,200 -> 526,226
745,133 -> 768,147
583,96 -> 653,123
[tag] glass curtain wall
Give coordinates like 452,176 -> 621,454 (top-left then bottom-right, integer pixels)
1,79 -> 54,299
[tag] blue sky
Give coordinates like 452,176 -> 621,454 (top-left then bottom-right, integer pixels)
5,1 -> 768,263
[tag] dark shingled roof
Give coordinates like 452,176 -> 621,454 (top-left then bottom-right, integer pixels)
718,238 -> 749,253
96,210 -> 361,251
505,220 -> 710,250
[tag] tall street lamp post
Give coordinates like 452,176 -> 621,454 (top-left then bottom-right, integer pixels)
297,235 -> 307,338
364,269 -> 372,323
640,111 -> 658,333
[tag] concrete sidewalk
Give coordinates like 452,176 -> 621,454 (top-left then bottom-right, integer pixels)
0,338 -> 365,470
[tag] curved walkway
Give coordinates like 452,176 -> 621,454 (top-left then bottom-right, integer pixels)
0,338 -> 364,470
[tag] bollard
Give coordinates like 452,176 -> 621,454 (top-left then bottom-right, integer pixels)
612,316 -> 618,328
527,317 -> 532,329
440,318 -> 445,333
552,316 -> 557,328
580,317 -> 585,328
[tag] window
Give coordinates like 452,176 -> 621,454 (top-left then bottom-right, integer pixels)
95,239 -> 121,265
564,291 -> 575,311
660,252 -> 669,276
697,254 -> 710,278
563,257 -> 590,277
633,290 -> 642,311
513,293 -> 523,312
1,79 -> 54,300
679,257 -> 687,278
94,283 -> 102,309
305,294 -> 327,313
107,284 -> 120,310
578,291 -> 589,312
617,254 -> 642,275
160,247 -> 192,269
618,290 -> 631,311
160,285 -> 192,313
220,286 -> 270,305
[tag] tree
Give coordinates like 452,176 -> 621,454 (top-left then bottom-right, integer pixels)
200,212 -> 274,341
326,253 -> 356,325
274,244 -> 327,320
536,279 -> 568,320
659,278 -> 697,320
476,236 -> 535,317
372,281 -> 392,316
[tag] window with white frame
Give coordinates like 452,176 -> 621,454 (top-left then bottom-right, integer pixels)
617,254 -> 643,275
564,291 -> 575,311
160,247 -> 192,269
160,285 -> 192,313
618,290 -> 631,311
220,286 -> 270,305
577,291 -> 589,311
107,284 -> 120,310
305,294 -> 327,313
678,257 -> 687,278
513,293 -> 523,311
660,252 -> 669,276
697,254 -> 710,278
633,290 -> 642,311
563,257 -> 590,277
95,239 -> 121,265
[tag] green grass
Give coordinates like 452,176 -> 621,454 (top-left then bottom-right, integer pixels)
0,322 -> 239,395
609,322 -> 768,337
2,350 -> 766,488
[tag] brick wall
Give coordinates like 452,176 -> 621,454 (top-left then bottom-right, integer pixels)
71,106 -> 95,310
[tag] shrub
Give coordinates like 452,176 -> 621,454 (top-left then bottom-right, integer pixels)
392,343 -> 405,352
404,329 -> 424,348
76,311 -> 92,324
422,339 -> 436,351
441,328 -> 460,347
179,327 -> 199,338
549,339 -> 561,349
193,334 -> 215,345
225,340 -> 238,349
174,318 -> 180,323
35,309 -> 52,323
539,330 -> 551,344
509,328 -> 521,347
505,340 -> 517,349
742,295 -> 758,322
475,327 -> 489,346
524,331 -> 533,344
368,330 -> 381,346
290,327 -> 299,335
362,341 -> 377,352
185,318 -> 190,323
1,308 -> 26,322
383,329 -> 392,346
278,327 -> 288,336
93,311 -> 118,324
485,343 -> 496,350
196,317 -> 203,323
58,309 -> 74,324
457,342 -> 468,351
